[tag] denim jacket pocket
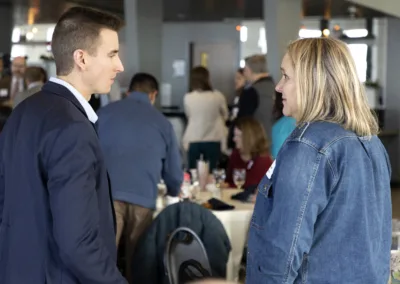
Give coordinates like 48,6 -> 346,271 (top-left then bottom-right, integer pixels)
250,175 -> 274,231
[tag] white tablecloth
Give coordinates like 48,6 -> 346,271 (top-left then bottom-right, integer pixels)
156,189 -> 254,281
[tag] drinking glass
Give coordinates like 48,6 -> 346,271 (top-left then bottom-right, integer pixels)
233,168 -> 246,190
213,168 -> 226,189
189,169 -> 200,200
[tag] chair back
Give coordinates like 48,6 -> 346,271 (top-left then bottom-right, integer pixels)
165,227 -> 212,284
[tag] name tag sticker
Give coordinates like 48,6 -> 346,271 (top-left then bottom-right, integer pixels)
266,160 -> 276,179
0,89 -> 8,97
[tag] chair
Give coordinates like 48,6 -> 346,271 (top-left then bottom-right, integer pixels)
165,227 -> 212,284
130,202 -> 230,284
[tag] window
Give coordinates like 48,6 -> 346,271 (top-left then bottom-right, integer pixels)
258,27 -> 267,53
343,29 -> 368,38
298,29 -> 322,38
348,44 -> 368,82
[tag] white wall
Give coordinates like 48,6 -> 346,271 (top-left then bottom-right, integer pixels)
239,18 -> 383,86
240,20 -> 266,63
383,17 -> 400,180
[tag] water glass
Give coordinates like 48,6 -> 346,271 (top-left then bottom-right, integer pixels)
213,168 -> 226,188
189,169 -> 199,200
233,168 -> 246,190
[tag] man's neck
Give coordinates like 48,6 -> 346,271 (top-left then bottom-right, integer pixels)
27,81 -> 43,89
57,75 -> 91,101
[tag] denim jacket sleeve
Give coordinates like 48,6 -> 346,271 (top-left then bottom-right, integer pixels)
248,140 -> 336,283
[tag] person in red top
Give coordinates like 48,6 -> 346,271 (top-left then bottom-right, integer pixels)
225,117 -> 273,189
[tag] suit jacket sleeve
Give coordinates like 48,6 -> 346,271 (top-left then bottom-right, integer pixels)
237,87 -> 259,118
44,122 -> 126,284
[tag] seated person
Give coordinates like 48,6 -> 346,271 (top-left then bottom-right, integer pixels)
224,117 -> 273,189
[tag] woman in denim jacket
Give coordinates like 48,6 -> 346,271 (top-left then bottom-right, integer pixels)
246,38 -> 392,283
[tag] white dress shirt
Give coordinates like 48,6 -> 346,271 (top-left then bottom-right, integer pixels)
49,77 -> 98,123
27,81 -> 43,90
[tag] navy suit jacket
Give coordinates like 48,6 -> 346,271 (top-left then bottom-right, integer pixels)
0,82 -> 126,283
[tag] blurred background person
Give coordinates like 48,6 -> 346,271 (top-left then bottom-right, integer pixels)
14,66 -> 47,107
9,56 -> 27,100
230,68 -> 246,122
0,56 -> 26,106
237,54 -> 275,137
183,66 -> 228,171
96,72 -> 182,283
227,68 -> 246,151
271,91 -> 296,159
224,117 -> 272,189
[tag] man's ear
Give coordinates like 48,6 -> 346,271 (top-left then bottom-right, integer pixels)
149,90 -> 158,104
73,49 -> 86,71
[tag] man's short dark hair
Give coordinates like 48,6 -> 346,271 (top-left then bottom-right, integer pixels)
24,66 -> 45,83
128,73 -> 159,94
51,7 -> 123,76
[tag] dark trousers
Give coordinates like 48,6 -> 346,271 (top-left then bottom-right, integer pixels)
188,141 -> 221,172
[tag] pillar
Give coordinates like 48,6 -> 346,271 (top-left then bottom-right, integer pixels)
120,0 -> 163,90
263,0 -> 301,81
0,1 -> 14,55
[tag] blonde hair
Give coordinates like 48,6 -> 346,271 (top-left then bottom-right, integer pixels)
235,117 -> 269,158
287,37 -> 378,136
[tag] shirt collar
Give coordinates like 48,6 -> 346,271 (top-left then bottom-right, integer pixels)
49,77 -> 98,123
128,91 -> 151,104
28,81 -> 43,90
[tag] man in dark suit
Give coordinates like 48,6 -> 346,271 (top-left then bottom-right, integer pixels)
0,7 -> 126,284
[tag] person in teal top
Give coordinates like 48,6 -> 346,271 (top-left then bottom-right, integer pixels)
271,92 -> 296,158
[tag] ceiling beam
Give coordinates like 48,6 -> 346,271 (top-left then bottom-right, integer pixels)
347,0 -> 400,18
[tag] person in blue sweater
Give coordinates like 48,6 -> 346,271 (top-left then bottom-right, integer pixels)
271,91 -> 296,158
96,73 -> 183,282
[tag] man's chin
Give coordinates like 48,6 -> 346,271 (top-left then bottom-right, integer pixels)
97,87 -> 111,95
